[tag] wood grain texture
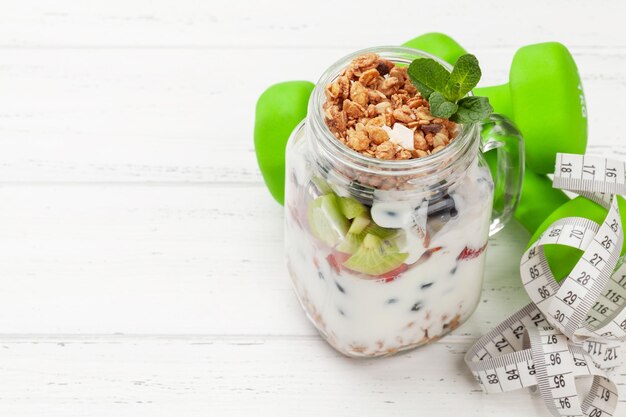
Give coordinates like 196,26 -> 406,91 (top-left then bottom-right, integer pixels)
4,335 -> 625,417
0,49 -> 624,183
1,1 -> 626,415
1,0 -> 625,48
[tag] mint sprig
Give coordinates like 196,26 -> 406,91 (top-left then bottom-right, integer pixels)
407,54 -> 493,124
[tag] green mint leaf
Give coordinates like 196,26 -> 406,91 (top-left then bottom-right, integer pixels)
407,58 -> 450,100
450,96 -> 493,124
428,92 -> 458,119
445,54 -> 481,102
408,54 -> 490,123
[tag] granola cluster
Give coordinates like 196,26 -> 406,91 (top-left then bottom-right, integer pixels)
323,53 -> 458,160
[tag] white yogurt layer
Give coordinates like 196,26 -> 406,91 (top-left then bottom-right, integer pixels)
284,135 -> 494,357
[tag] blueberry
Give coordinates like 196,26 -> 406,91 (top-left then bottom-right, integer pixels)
410,302 -> 423,312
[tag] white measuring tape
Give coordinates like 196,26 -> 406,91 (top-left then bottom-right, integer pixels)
465,153 -> 626,417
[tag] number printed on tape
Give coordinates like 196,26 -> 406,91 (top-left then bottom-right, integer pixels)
465,154 -> 626,417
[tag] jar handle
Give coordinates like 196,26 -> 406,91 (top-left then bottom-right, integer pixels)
479,113 -> 525,236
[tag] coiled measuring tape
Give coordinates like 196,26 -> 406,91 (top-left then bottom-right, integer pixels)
465,154 -> 626,417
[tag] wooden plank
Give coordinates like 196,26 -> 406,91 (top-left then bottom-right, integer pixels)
0,48 -> 624,183
0,184 -> 531,336
1,0 -> 626,48
5,335 -> 620,417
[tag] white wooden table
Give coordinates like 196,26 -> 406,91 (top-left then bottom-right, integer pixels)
1,1 -> 625,415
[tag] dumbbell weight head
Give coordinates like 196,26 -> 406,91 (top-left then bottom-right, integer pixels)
474,43 -> 588,174
254,81 -> 314,204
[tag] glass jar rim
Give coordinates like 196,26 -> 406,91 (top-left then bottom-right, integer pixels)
307,45 -> 479,179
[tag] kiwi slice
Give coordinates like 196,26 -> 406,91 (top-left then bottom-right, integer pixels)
336,232 -> 363,254
338,213 -> 399,253
338,214 -> 400,255
337,228 -> 399,255
339,196 -> 366,219
364,222 -> 397,240
343,234 -> 408,275
348,213 -> 371,234
347,212 -> 396,238
308,194 -> 349,247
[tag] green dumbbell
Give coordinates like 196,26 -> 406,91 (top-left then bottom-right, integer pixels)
404,33 -> 571,234
254,81 -> 314,204
405,34 -> 588,175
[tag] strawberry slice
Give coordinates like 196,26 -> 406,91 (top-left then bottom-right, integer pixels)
411,246 -> 443,268
326,251 -> 351,274
457,243 -> 488,261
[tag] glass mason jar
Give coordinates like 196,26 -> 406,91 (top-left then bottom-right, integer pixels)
284,46 -> 524,358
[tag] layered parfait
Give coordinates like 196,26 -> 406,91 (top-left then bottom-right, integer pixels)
284,52 -> 494,357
